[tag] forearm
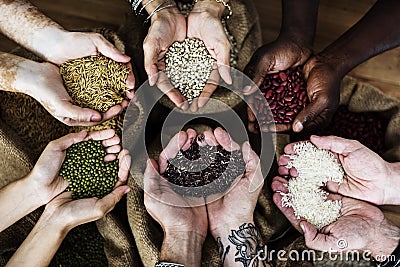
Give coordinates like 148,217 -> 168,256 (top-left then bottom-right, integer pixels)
160,231 -> 204,267
0,175 -> 45,232
279,0 -> 319,47
0,0 -> 66,62
0,52 -> 42,95
6,210 -> 68,267
212,221 -> 270,267
318,0 -> 400,77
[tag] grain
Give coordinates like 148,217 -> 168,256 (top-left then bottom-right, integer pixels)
60,55 -> 129,113
281,142 -> 344,229
163,140 -> 245,197
165,38 -> 215,102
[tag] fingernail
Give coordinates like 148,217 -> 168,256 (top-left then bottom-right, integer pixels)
243,85 -> 252,93
124,187 -> 131,194
300,222 -> 306,233
91,114 -> 102,121
293,121 -> 303,132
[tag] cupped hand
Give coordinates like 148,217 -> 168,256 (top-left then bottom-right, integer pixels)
187,1 -> 232,109
205,128 -> 264,237
43,185 -> 130,231
30,62 -> 133,126
144,129 -> 208,239
243,38 -> 312,133
271,178 -> 400,259
47,31 -> 135,93
278,135 -> 398,205
291,55 -> 340,132
29,129 -> 125,205
144,8 -> 186,85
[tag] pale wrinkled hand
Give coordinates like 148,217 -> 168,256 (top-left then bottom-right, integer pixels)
204,128 -> 264,237
144,129 -> 208,238
187,6 -> 232,110
31,62 -> 133,126
243,38 -> 312,133
30,129 -> 130,204
278,135 -> 396,205
271,179 -> 400,258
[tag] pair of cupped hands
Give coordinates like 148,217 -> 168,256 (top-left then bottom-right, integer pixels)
143,0 -> 232,112
272,135 -> 400,259
244,38 -> 341,134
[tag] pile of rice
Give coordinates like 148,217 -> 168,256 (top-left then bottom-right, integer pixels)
281,142 -> 344,229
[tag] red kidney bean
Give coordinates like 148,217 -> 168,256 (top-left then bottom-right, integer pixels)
252,66 -> 309,126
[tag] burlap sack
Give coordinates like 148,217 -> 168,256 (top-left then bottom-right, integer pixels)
119,0 -> 262,115
0,28 -> 143,266
273,75 -> 400,266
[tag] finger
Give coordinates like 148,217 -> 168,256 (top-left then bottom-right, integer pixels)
94,35 -> 131,63
189,98 -> 199,113
301,221 -> 337,251
214,44 -> 232,84
242,141 -> 264,192
271,176 -> 289,193
126,63 -> 135,89
203,130 -> 218,146
182,128 -> 197,151
101,105 -> 123,121
267,123 -> 291,132
102,136 -> 120,147
87,129 -> 116,141
50,130 -> 88,151
214,127 -> 240,151
143,41 -> 159,86
310,135 -> 363,156
159,131 -> 188,173
116,149 -> 131,186
283,141 -> 306,155
198,69 -> 220,108
277,166 -> 290,176
61,102 -> 102,125
278,155 -> 291,166
104,154 -> 117,162
156,72 -> 189,110
273,193 -> 302,232
143,158 -> 160,193
105,144 -> 121,154
96,185 -> 130,215
292,95 -> 328,133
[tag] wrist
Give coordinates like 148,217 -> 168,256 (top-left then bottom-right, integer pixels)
21,174 -> 49,207
210,219 -> 254,240
37,207 -> 70,237
160,230 -> 205,266
31,27 -> 69,64
192,0 -> 226,19
369,225 -> 400,260
385,162 -> 400,205
141,0 -> 178,16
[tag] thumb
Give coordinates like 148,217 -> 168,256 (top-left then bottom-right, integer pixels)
97,185 -> 130,214
61,102 -> 102,125
301,221 -> 334,251
94,35 -> 131,63
143,159 -> 161,192
310,135 -> 363,155
292,93 -> 327,133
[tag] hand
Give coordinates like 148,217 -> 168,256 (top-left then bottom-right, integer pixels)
46,31 -> 135,95
188,1 -> 232,109
243,38 -> 312,132
271,180 -> 400,260
278,135 -> 400,205
28,129 -> 126,205
144,7 -> 186,84
206,128 -> 264,237
144,129 -> 207,266
43,184 -> 130,232
26,61 -> 132,126
291,55 -> 340,132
